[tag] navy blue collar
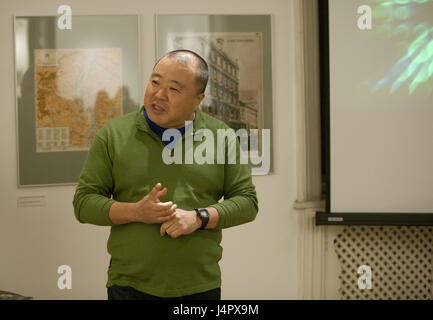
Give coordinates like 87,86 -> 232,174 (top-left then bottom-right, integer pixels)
143,108 -> 192,146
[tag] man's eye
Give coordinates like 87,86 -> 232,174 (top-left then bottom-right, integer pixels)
152,80 -> 159,85
170,88 -> 180,92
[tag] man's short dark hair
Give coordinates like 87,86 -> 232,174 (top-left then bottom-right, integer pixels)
155,49 -> 209,94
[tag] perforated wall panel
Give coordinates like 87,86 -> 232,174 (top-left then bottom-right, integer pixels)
334,226 -> 433,300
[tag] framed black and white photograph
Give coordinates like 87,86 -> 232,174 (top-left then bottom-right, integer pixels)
156,14 -> 273,174
14,15 -> 141,186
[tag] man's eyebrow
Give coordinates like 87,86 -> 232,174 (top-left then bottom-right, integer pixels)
170,80 -> 185,89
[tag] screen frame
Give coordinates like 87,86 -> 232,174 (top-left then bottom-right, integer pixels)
315,0 -> 433,226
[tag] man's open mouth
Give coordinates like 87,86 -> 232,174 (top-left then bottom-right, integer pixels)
151,103 -> 166,112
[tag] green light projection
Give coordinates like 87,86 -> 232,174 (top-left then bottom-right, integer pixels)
368,0 -> 433,95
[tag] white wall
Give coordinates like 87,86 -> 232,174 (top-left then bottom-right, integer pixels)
0,0 -> 298,299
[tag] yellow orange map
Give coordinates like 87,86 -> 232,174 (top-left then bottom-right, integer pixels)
35,48 -> 122,152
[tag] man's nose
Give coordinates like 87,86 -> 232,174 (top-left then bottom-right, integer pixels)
154,86 -> 168,100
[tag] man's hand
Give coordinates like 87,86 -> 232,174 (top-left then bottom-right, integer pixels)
109,183 -> 177,225
131,183 -> 177,224
160,209 -> 201,238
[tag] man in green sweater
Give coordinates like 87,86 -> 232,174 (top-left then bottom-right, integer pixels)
73,50 -> 258,300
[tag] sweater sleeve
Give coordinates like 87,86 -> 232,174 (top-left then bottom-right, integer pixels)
72,133 -> 116,226
210,130 -> 259,229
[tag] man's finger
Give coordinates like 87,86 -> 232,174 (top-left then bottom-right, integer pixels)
165,222 -> 178,236
155,187 -> 167,201
155,201 -> 174,213
168,230 -> 181,239
160,223 -> 165,236
158,214 -> 174,224
160,221 -> 172,236
168,227 -> 183,239
149,183 -> 162,199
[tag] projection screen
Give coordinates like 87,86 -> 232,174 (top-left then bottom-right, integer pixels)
329,0 -> 433,215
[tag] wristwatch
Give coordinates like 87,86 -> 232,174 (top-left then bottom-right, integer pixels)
195,208 -> 210,230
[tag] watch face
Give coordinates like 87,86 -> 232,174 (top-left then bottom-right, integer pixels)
200,208 -> 209,218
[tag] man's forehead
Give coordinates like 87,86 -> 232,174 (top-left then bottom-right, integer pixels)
156,56 -> 195,70
152,58 -> 196,83
161,52 -> 197,65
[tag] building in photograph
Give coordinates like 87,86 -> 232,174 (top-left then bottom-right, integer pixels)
171,35 -> 258,133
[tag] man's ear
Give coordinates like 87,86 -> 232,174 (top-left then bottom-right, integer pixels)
195,92 -> 205,106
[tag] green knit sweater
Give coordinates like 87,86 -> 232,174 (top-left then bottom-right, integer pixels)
72,106 -> 258,297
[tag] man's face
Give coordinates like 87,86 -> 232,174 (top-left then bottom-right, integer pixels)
143,57 -> 205,128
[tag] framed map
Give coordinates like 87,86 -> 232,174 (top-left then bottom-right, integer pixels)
34,48 -> 123,152
14,15 -> 141,186
156,15 -> 273,174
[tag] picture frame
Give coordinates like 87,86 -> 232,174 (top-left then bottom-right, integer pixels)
14,15 -> 142,186
155,14 -> 273,175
